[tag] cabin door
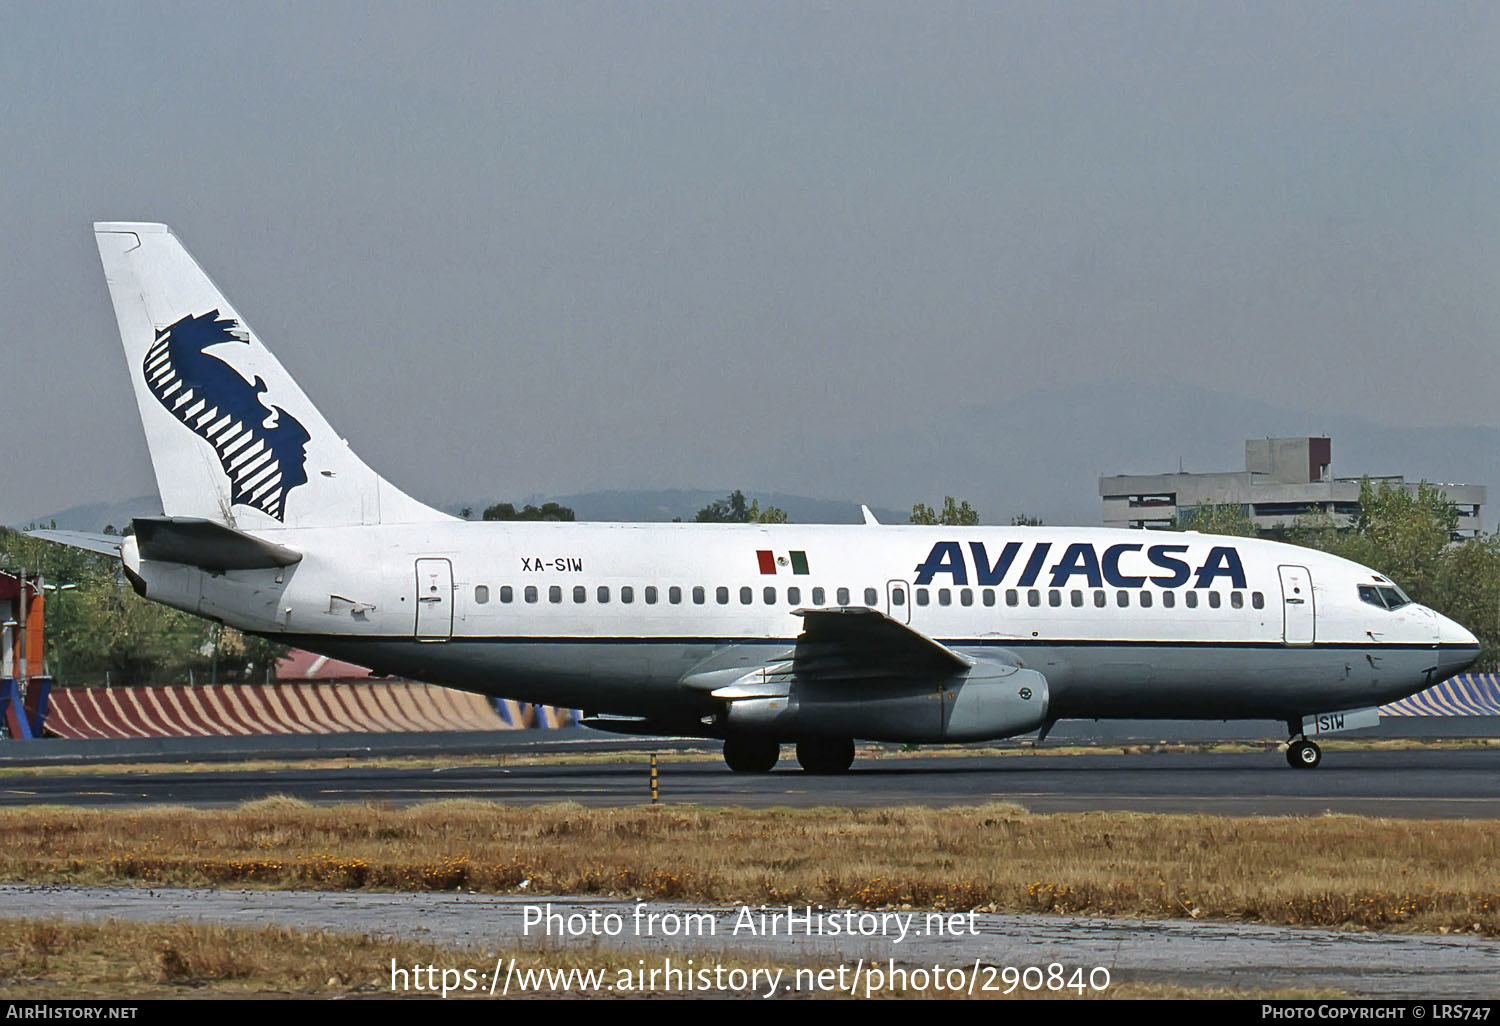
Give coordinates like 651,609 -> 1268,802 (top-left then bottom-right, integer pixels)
415,558 -> 454,640
1278,564 -> 1315,645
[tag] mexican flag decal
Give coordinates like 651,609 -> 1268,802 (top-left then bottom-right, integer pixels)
757,550 -> 809,575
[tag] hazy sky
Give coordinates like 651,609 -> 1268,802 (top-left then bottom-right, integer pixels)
1,2 -> 1495,525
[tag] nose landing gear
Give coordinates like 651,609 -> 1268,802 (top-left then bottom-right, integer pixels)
1285,731 -> 1322,769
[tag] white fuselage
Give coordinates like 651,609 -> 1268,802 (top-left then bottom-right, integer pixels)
123,521 -> 1480,737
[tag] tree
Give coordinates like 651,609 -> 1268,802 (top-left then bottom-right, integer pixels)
909,497 -> 979,526
1010,513 -> 1044,527
694,491 -> 788,524
694,490 -> 750,523
482,501 -> 575,522
745,499 -> 788,524
1175,503 -> 1259,537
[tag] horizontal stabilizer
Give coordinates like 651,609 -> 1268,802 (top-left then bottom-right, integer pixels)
25,530 -> 124,558
132,516 -> 302,571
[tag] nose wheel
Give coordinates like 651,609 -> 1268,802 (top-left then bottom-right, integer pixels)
1286,737 -> 1322,769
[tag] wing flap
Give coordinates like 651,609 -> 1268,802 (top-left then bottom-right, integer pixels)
793,606 -> 973,679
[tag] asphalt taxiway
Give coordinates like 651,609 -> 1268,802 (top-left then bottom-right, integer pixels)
6,748 -> 1500,816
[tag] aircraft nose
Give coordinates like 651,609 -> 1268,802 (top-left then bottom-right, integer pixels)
1435,612 -> 1481,677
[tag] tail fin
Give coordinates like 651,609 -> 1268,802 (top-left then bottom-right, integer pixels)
95,223 -> 452,529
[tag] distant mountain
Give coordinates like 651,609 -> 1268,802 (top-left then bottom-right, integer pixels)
19,495 -> 159,533
731,379 -> 1500,528
448,490 -> 909,525
24,380 -> 1500,531
27,490 -> 906,530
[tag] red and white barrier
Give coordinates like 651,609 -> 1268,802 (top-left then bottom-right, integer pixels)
43,682 -> 525,739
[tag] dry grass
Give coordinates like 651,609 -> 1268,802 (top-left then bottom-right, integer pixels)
0,918 -> 1339,999
2,799 -> 1497,935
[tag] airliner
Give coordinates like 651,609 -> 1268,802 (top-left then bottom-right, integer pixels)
34,222 -> 1481,774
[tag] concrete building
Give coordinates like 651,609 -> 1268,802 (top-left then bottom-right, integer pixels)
1100,437 -> 1485,537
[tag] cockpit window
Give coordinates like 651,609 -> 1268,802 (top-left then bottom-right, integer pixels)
1359,584 -> 1411,611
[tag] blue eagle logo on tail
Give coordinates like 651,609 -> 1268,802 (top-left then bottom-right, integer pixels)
142,311 -> 311,522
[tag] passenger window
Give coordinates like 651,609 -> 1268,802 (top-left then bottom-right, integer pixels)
1185,592 -> 1198,608
763,586 -> 776,605
644,586 -> 657,605
837,587 -> 850,605
983,589 -> 995,607
500,585 -> 513,603
524,586 -> 537,604
1162,591 -> 1175,608
715,587 -> 728,605
1094,590 -> 1106,608
1006,589 -> 1018,607
692,586 -> 705,604
669,586 -> 682,604
1028,590 -> 1040,607
917,589 -> 930,606
1049,590 -> 1061,607
475,585 -> 489,604
788,587 -> 801,605
620,586 -> 633,604
864,588 -> 877,606
1209,591 -> 1222,609
573,585 -> 586,603
1231,591 -> 1243,609
1071,590 -> 1083,608
740,587 -> 752,605
1140,592 -> 1153,608
812,587 -> 826,605
597,586 -> 610,604
961,588 -> 974,607
1116,590 -> 1129,607
548,585 -> 562,603
1252,591 -> 1264,609
939,589 -> 952,607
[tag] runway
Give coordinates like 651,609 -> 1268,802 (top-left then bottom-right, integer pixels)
7,748 -> 1500,816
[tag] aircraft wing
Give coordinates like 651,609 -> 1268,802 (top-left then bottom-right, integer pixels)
791,606 -> 975,680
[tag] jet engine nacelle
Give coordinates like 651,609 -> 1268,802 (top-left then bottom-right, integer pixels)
723,659 -> 1049,743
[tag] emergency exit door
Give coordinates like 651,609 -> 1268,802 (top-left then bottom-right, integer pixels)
415,558 -> 454,639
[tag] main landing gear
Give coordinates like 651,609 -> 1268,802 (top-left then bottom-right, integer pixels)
721,736 -> 856,774
795,737 -> 855,775
1284,720 -> 1320,768
722,736 -> 780,773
